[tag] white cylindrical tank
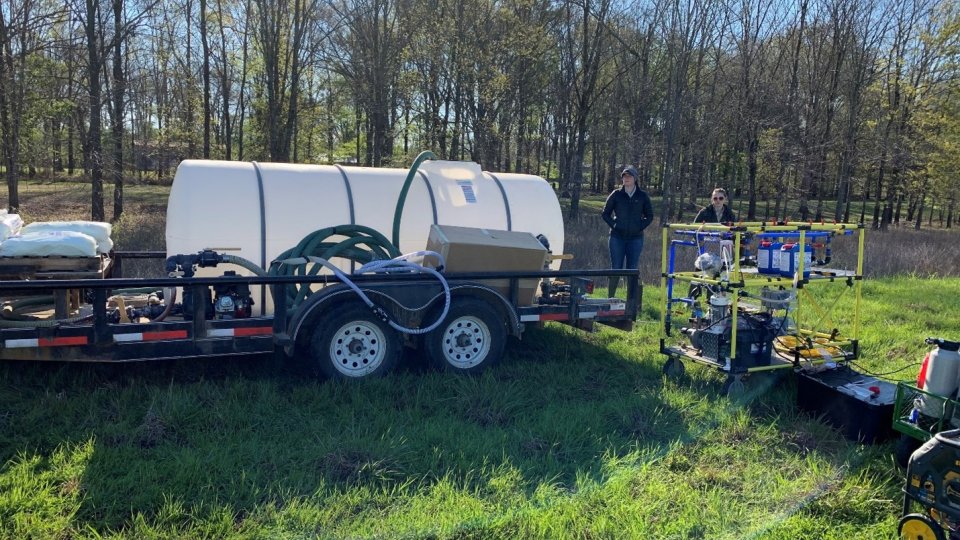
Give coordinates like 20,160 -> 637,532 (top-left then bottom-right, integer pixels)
918,345 -> 960,419
165,159 -> 565,314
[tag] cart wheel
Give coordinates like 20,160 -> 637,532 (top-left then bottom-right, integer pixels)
722,375 -> 748,399
309,302 -> 402,379
898,513 -> 944,540
663,356 -> 685,380
425,298 -> 506,375
896,434 -> 924,468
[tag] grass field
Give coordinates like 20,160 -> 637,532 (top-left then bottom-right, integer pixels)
1,277 -> 953,539
1,178 -> 958,538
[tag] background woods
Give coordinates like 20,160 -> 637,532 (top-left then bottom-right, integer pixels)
0,0 -> 958,228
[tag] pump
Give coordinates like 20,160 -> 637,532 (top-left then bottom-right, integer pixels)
212,271 -> 254,319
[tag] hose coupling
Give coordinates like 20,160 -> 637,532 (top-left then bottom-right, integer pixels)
371,305 -> 390,323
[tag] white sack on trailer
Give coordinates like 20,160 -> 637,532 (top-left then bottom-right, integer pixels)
0,231 -> 99,257
21,221 -> 113,253
0,213 -> 23,241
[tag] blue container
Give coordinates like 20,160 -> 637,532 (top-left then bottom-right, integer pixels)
758,241 -> 779,275
779,243 -> 812,279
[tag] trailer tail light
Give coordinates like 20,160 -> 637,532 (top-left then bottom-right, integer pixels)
917,352 -> 931,388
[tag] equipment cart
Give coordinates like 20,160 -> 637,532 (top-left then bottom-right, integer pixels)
659,222 -> 865,396
892,337 -> 960,466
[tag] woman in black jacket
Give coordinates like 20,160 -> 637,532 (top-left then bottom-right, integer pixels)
694,188 -> 737,223
601,166 -> 653,297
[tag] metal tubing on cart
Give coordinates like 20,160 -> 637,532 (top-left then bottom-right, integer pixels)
728,231 -> 742,363
666,222 -> 862,232
661,225 -> 668,335
664,273 -> 738,287
798,229 -> 806,284
855,228 -> 865,341
666,240 -> 696,315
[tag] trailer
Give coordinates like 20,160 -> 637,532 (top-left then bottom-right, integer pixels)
0,250 -> 641,377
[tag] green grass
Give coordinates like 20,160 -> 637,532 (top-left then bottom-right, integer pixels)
2,277 -> 954,538
15,179 -> 169,219
2,175 -> 955,538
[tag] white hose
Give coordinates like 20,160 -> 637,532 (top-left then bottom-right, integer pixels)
283,251 -> 451,335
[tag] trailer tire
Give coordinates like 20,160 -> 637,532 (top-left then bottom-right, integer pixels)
895,433 -> 923,468
426,298 -> 506,375
662,356 -> 685,380
309,303 -> 401,379
722,375 -> 748,400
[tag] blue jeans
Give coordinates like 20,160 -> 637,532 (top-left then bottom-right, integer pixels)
608,235 -> 643,297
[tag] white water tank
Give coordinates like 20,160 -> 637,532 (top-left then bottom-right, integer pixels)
165,159 -> 565,314
919,345 -> 960,419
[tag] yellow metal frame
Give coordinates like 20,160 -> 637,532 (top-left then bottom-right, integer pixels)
660,222 -> 865,375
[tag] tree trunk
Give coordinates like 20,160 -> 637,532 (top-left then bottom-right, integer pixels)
746,129 -> 758,220
111,0 -> 125,221
86,0 -> 105,221
200,0 -> 211,158
215,0 -> 231,159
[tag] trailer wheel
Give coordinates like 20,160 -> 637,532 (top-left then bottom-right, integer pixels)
310,303 -> 401,379
895,433 -> 923,468
898,513 -> 944,540
426,298 -> 506,375
662,356 -> 685,380
722,375 -> 748,399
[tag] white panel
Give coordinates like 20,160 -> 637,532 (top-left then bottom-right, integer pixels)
496,173 -> 565,270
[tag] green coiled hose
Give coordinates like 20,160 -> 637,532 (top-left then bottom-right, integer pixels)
270,150 -> 436,313
268,225 -> 401,312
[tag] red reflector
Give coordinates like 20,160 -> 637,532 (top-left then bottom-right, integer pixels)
143,330 -> 189,341
38,336 -> 88,347
917,352 -> 930,388
234,326 -> 273,337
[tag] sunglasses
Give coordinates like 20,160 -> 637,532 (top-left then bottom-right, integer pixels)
712,196 -> 725,201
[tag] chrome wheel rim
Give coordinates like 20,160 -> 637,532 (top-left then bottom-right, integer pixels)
329,320 -> 387,377
441,315 -> 491,369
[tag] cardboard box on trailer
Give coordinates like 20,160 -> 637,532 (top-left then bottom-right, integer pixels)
425,225 -> 549,306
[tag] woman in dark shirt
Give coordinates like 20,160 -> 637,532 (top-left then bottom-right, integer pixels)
694,188 -> 737,223
601,166 -> 653,297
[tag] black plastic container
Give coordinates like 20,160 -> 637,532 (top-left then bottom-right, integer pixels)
796,366 -> 896,444
698,326 -> 773,369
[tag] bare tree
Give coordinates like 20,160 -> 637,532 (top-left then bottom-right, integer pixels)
556,0 -> 614,219
109,0 -> 125,220
329,0 -> 405,166
214,0 -> 231,159
0,0 -> 57,212
255,0 -> 319,162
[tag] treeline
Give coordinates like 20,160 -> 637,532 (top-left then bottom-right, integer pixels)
0,0 -> 958,228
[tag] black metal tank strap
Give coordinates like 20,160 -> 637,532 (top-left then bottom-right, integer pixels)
485,171 -> 512,231
417,170 -> 439,225
251,160 -> 267,315
333,164 -> 356,225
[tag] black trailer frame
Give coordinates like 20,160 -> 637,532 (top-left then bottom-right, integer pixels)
0,251 -> 641,370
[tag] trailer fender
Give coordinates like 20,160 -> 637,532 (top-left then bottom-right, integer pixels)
286,283 -> 522,357
286,285 -> 361,356
422,285 -> 522,339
